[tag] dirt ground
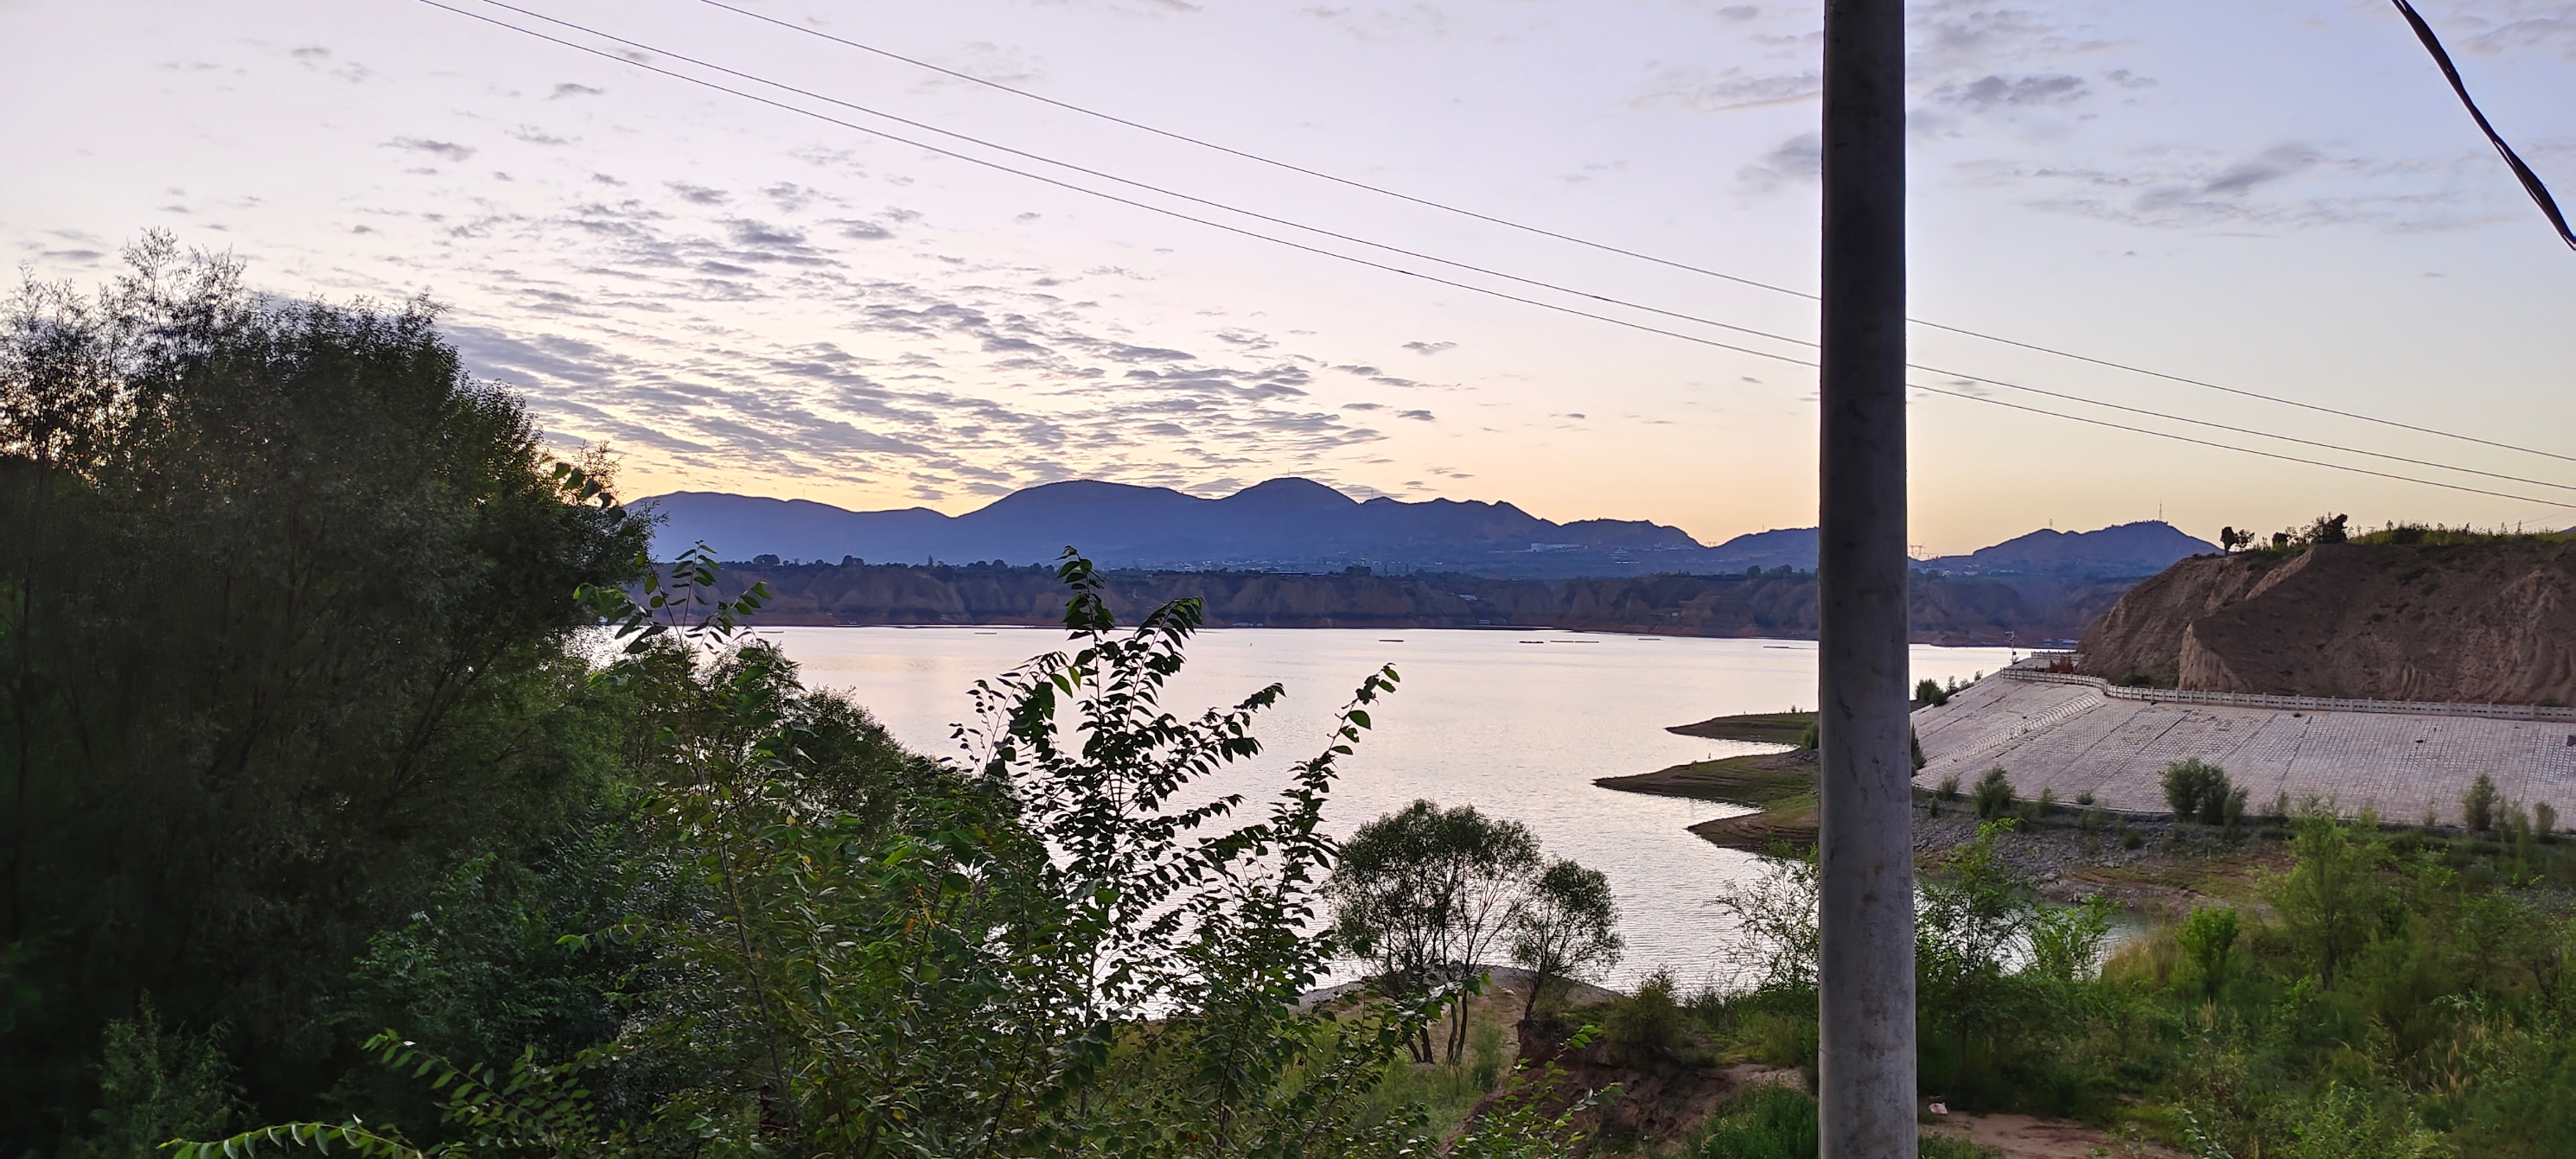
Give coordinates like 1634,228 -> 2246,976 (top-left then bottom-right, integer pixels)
1921,1111 -> 2188,1159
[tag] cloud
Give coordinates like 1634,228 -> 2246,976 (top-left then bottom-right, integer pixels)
1937,73 -> 2088,111
1967,142 -> 2494,232
1402,341 -> 1455,355
1738,131 -> 1821,194
1632,64 -> 1820,112
1396,409 -> 1435,421
388,137 -> 475,162
550,83 -> 604,99
508,125 -> 570,145
2202,143 -> 2321,196
666,182 -> 730,206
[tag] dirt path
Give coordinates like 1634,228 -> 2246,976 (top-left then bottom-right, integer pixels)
1922,1111 -> 2187,1158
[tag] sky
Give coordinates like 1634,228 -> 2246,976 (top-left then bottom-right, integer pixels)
3,0 -> 2573,553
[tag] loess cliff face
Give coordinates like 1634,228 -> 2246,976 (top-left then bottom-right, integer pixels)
2079,541 -> 2576,705
705,562 -> 2127,645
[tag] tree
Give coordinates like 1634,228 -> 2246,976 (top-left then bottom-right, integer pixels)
1,238 -> 647,1140
1507,859 -> 1623,1019
181,552 -> 1452,1158
1329,800 -> 1540,1063
2267,813 -> 2386,985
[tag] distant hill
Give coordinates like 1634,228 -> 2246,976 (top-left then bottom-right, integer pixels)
635,479 -> 2214,580
1923,521 -> 2218,577
640,478 -> 1718,578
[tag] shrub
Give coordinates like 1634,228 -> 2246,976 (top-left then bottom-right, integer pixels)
2178,907 -> 2240,998
2463,773 -> 2501,832
2162,759 -> 2235,825
1603,969 -> 1691,1066
1797,720 -> 1820,750
2537,801 -> 2560,842
1916,678 -> 1951,707
1972,767 -> 2017,820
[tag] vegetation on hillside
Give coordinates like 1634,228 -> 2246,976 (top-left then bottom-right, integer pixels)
0,245 -> 1600,1157
1690,816 -> 2576,1156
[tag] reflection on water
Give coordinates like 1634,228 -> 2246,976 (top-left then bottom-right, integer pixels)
758,625 -> 2015,990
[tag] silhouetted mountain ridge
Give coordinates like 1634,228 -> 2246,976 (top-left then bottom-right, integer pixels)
637,479 -> 2213,580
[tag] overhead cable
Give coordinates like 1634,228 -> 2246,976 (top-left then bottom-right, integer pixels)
2390,0 -> 2576,251
691,0 -> 2576,464
450,0 -> 2576,494
420,1 -> 2573,507
1906,381 -> 2574,509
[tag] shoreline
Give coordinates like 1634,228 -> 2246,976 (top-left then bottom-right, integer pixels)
739,619 -> 2045,647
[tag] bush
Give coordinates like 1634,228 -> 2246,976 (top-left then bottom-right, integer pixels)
2177,907 -> 2239,998
1972,767 -> 2017,820
1916,678 -> 1951,707
2162,759 -> 2241,825
2463,773 -> 2501,832
1603,970 -> 1692,1066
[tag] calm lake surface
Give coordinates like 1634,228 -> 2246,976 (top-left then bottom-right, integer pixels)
757,626 -> 2015,990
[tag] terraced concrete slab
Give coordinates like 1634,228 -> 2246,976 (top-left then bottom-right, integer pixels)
1914,673 -> 2576,826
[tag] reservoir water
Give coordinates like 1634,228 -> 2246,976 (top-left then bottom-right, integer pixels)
758,625 -> 2014,990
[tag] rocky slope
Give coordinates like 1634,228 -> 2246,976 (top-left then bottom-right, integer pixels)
2078,540 -> 2576,705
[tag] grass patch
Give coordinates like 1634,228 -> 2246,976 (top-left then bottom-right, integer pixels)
1691,1084 -> 1996,1159
1666,711 -> 1817,746
1596,750 -> 1814,809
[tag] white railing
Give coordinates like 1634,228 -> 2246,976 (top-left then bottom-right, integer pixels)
1996,659 -> 2576,722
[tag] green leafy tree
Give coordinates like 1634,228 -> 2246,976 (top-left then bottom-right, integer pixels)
1,238 -> 647,1141
1329,799 -> 1541,1064
2267,813 -> 2386,986
2177,906 -> 2241,998
1507,858 -> 1623,1019
181,551 -> 1454,1158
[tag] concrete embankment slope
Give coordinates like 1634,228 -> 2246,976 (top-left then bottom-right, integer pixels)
1915,666 -> 2576,827
2081,539 -> 2576,706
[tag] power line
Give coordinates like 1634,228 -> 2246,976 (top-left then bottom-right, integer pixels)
1916,363 -> 2576,494
689,0 -> 2576,468
414,0 -> 1817,370
1906,380 -> 2576,511
2391,0 -> 2576,251
419,2 -> 2571,509
449,0 -> 2576,496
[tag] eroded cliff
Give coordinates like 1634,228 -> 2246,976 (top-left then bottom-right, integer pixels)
2078,540 -> 2576,705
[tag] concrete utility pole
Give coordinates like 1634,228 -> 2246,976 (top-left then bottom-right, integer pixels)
1814,0 -> 1916,1155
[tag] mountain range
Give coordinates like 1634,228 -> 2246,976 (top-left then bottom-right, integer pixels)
637,478 -> 2216,580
